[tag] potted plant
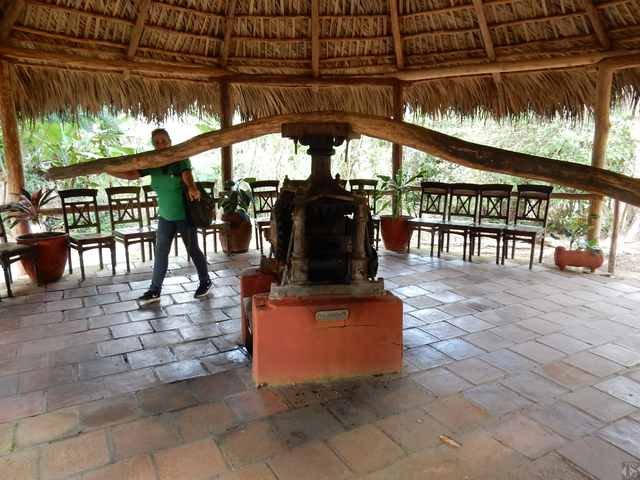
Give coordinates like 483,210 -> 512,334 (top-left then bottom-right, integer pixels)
5,188 -> 69,284
377,169 -> 423,252
554,238 -> 604,273
219,178 -> 254,254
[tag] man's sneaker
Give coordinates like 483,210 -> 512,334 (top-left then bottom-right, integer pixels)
194,279 -> 212,298
138,289 -> 161,304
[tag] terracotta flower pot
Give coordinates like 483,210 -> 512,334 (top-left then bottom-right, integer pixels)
554,246 -> 604,272
221,212 -> 253,254
380,216 -> 411,252
17,232 -> 69,284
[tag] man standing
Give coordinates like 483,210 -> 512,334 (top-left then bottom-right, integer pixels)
108,128 -> 212,304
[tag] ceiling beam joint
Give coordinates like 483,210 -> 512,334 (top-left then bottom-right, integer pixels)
0,0 -> 26,44
580,0 -> 612,50
221,0 -> 238,67
389,0 -> 404,69
127,0 -> 152,58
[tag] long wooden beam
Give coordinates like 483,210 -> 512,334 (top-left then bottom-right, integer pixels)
388,0 -> 404,69
472,0 -> 495,61
127,0 -> 152,58
44,112 -> 640,208
0,0 -> 25,43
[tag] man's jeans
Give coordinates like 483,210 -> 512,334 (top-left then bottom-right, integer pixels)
151,217 -> 208,292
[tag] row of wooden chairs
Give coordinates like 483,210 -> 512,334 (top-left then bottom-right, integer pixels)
58,182 -> 226,279
408,183 -> 553,269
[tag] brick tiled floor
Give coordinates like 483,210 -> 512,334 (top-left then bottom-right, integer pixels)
1,249 -> 640,479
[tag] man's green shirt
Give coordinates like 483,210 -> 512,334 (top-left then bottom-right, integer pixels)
140,159 -> 191,221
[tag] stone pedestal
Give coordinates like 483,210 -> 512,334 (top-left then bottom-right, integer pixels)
250,293 -> 403,386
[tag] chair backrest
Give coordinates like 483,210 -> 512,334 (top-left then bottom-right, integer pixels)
418,181 -> 449,220
142,185 -> 158,226
447,183 -> 479,222
249,180 -> 279,219
349,179 -> 378,214
514,184 -> 553,227
58,188 -> 101,234
478,184 -> 513,224
105,186 -> 144,230
197,181 -> 218,217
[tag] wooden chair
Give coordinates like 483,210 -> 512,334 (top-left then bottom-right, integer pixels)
407,181 -> 449,256
468,184 -> 512,264
0,213 -> 38,299
249,180 -> 279,255
438,183 -> 480,261
349,179 -> 381,250
106,186 -> 156,273
59,189 -> 116,280
196,181 -> 229,256
502,185 -> 553,269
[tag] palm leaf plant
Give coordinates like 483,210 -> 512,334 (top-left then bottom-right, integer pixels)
377,168 -> 424,218
5,188 -> 59,232
220,178 -> 255,221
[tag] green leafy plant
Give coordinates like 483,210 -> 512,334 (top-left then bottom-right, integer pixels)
5,188 -> 59,231
220,178 -> 255,220
377,169 -> 424,218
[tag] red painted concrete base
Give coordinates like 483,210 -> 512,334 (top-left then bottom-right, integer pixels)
251,293 -> 403,386
240,268 -> 277,348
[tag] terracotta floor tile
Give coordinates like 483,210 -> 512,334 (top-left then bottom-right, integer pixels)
509,452 -> 592,480
98,337 -> 142,357
137,383 -> 198,415
271,404 -> 344,448
110,416 -> 180,460
220,420 -> 287,468
563,386 -> 637,422
226,389 -> 289,421
376,407 -> 449,453
47,379 -> 106,411
491,414 -> 566,459
82,454 -> 157,480
79,394 -> 139,429
154,438 -> 227,480
0,448 -> 39,480
78,356 -> 128,380
104,368 -> 158,395
0,390 -> 45,423
41,430 -> 110,479
154,359 -> 207,383
0,422 -> 13,455
188,369 -> 246,402
558,436 -> 638,480
15,409 -> 79,447
424,393 -> 490,433
526,401 -> 603,439
217,463 -> 277,480
127,347 -> 176,370
268,441 -> 351,480
328,424 -> 404,473
539,361 -> 598,389
597,417 -> 640,459
175,401 -> 239,441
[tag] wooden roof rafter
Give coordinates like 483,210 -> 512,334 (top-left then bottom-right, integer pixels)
311,0 -> 320,77
388,0 -> 404,70
128,0 -> 152,58
0,0 -> 26,44
579,0 -> 612,49
220,0 -> 237,67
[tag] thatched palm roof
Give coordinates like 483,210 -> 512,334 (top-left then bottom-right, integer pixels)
1,0 -> 639,121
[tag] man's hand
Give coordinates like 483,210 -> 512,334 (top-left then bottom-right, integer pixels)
187,185 -> 201,202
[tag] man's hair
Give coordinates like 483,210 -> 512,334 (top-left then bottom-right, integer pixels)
151,128 -> 170,139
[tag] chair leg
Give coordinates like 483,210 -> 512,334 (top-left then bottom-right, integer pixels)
529,241 -> 535,270
446,232 -> 450,252
429,230 -> 435,257
417,229 -> 422,249
98,248 -> 104,270
79,249 -> 86,281
110,244 -> 116,275
477,236 -> 482,256
375,224 -> 380,250
2,262 -> 12,298
202,230 -> 208,256
140,240 -> 146,263
258,226 -> 264,255
213,231 -> 218,254
539,234 -> 545,263
463,233 -> 468,261
495,235 -> 501,265
67,246 -> 73,274
125,244 -> 131,273
511,238 -> 516,259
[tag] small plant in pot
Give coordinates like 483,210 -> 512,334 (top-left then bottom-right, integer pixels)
554,238 -> 604,273
5,188 -> 69,284
377,169 -> 423,252
219,178 -> 254,254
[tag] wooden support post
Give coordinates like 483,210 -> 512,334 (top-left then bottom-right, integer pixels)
0,61 -> 27,234
608,198 -> 621,275
220,80 -> 233,188
587,67 -> 614,242
391,83 -> 403,177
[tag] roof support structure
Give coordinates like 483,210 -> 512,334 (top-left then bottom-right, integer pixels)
127,0 -> 152,58
311,0 -> 320,77
220,80 -> 233,188
0,0 -> 25,44
220,0 -> 237,67
587,66 -> 614,242
392,82 -> 403,177
43,111 -> 640,208
388,0 -> 404,70
580,0 -> 611,50
0,61 -> 27,233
